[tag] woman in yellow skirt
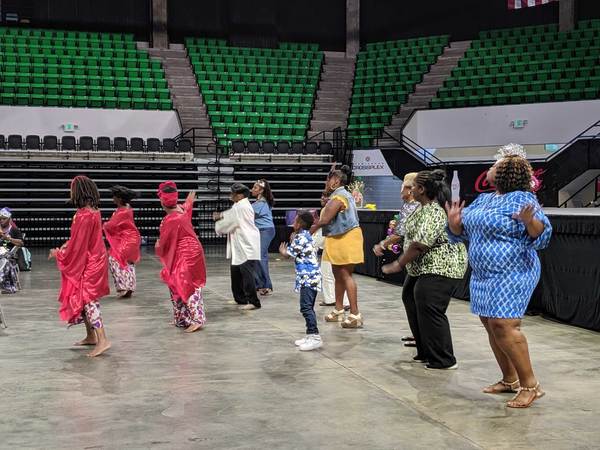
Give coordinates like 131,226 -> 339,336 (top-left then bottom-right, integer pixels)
310,165 -> 364,328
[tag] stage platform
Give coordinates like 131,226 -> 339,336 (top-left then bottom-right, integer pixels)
1,249 -> 599,449
356,207 -> 600,331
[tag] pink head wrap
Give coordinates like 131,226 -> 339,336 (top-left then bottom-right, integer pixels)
158,181 -> 179,208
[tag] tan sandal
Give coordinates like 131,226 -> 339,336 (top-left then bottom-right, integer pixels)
324,308 -> 345,322
506,382 -> 545,408
341,313 -> 363,328
483,379 -> 520,394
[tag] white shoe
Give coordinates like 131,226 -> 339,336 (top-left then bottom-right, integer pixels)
299,334 -> 323,351
239,304 -> 258,311
295,336 -> 308,346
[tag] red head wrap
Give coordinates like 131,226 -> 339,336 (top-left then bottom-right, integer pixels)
158,181 -> 179,208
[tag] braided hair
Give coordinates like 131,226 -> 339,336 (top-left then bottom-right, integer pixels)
415,169 -> 451,207
329,165 -> 352,186
70,175 -> 100,209
494,155 -> 533,194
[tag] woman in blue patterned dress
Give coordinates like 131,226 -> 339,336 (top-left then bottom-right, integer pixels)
446,146 -> 552,408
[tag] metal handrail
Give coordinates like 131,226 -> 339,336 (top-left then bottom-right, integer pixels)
544,120 -> 600,163
558,174 -> 600,208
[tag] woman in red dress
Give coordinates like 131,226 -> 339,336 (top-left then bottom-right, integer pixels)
49,176 -> 111,357
155,181 -> 207,333
103,185 -> 141,298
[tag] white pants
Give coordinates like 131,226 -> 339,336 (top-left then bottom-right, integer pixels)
320,259 -> 349,306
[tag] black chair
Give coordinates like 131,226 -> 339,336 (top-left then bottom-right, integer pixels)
79,136 -> 94,151
42,135 -> 58,150
319,141 -> 332,155
25,135 -> 40,150
247,140 -> 260,153
177,139 -> 191,153
97,136 -> 111,151
231,140 -> 245,154
61,136 -> 76,151
147,138 -> 161,152
7,135 -> 23,150
305,141 -> 318,154
130,137 -> 144,152
291,141 -> 304,155
277,141 -> 290,154
0,135 -> 5,149
162,138 -> 176,153
113,137 -> 128,152
262,141 -> 275,154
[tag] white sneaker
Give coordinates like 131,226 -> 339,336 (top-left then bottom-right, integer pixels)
299,334 -> 323,351
295,336 -> 308,346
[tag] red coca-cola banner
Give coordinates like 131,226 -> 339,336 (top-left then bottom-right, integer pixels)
474,168 -> 546,193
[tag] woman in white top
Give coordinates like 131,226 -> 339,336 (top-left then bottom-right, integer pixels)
214,183 -> 262,310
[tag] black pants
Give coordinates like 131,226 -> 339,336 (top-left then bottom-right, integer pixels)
402,274 -> 457,368
231,260 -> 261,308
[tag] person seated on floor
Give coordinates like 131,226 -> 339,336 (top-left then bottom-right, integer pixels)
0,207 -> 31,272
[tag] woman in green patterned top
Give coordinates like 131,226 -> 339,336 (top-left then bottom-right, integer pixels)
382,170 -> 467,370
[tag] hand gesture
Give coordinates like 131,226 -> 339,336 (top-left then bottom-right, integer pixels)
212,211 -> 222,221
445,200 -> 465,232
513,204 -> 536,225
381,260 -> 402,275
48,248 -> 59,260
186,191 -> 197,204
373,243 -> 384,257
278,242 -> 289,257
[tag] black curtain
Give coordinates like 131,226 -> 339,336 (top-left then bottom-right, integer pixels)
1,0 -> 150,40
361,0 -> 559,44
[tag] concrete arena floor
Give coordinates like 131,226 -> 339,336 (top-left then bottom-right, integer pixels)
1,248 -> 599,450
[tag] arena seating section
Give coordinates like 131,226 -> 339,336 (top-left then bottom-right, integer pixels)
347,35 -> 449,147
431,20 -> 600,109
0,27 -> 171,110
186,38 -> 322,147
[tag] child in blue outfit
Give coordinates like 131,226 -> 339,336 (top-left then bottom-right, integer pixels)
279,210 -> 323,351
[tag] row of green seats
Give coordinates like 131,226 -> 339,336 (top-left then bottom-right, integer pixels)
197,74 -> 317,85
478,24 -> 557,39
0,64 -> 164,79
355,64 -> 430,78
199,81 -> 313,94
358,47 -> 445,60
353,81 -> 417,95
439,79 -> 600,97
431,89 -> 597,109
0,45 -> 147,59
203,88 -> 312,99
213,123 -> 306,134
191,56 -> 320,68
0,27 -> 134,40
0,82 -> 169,98
185,37 -> 227,47
357,55 -> 439,67
0,92 -> 171,109
458,50 -> 597,68
0,56 -> 161,70
449,69 -> 599,87
351,92 -> 409,104
350,101 -> 404,114
365,35 -> 448,50
354,75 -> 424,88
0,38 -> 136,50
188,47 -> 320,60
471,33 -> 594,50
348,112 -> 390,125
458,57 -> 595,73
452,63 -> 598,79
467,40 -> 600,57
207,102 -> 312,115
0,72 -> 167,88
212,112 -> 309,125
205,93 -> 312,105
196,67 -> 318,79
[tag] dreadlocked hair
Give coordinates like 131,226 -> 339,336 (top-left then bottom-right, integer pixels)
110,185 -> 138,204
494,155 -> 533,194
415,169 -> 451,208
70,175 -> 100,209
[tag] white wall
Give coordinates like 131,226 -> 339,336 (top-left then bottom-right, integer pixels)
403,100 -> 600,149
0,106 -> 181,139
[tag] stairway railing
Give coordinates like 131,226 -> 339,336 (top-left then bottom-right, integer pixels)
542,120 -> 600,163
558,173 -> 600,208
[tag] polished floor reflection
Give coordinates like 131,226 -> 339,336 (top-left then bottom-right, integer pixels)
1,248 -> 599,449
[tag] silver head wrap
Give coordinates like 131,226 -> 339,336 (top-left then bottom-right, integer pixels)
495,143 -> 527,160
0,207 -> 11,218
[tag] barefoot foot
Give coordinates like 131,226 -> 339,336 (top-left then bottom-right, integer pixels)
75,337 -> 97,346
87,341 -> 111,357
184,323 -> 203,333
